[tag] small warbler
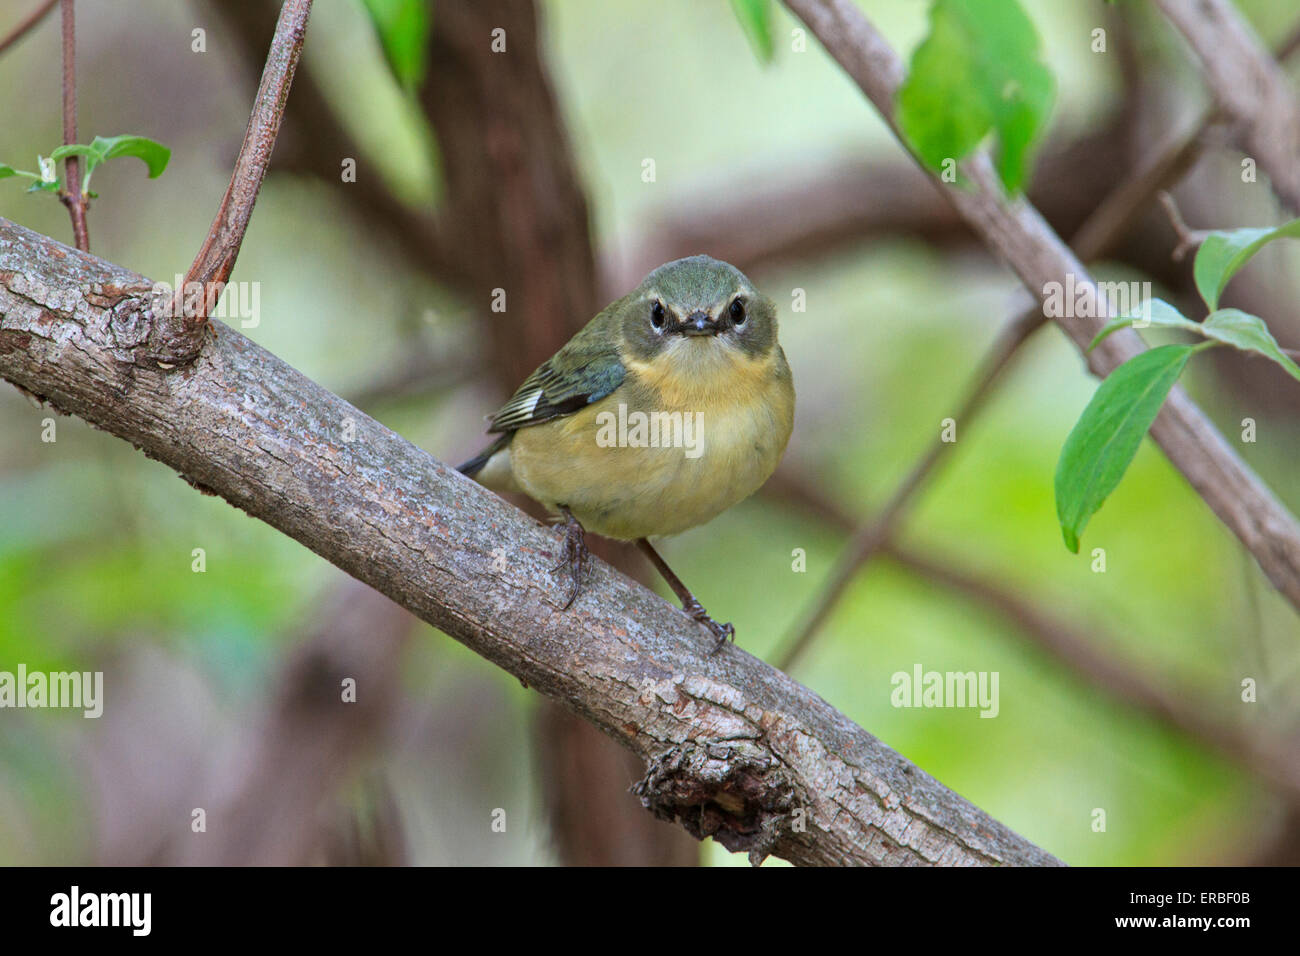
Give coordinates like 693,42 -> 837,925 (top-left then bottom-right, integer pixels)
458,255 -> 794,647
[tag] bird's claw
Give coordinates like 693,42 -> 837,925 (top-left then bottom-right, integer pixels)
683,598 -> 735,652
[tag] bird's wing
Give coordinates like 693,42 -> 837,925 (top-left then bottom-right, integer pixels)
488,323 -> 626,433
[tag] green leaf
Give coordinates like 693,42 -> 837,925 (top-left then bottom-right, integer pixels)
897,0 -> 1054,193
1200,308 -> 1300,382
52,135 -> 170,179
1055,344 -> 1195,552
362,0 -> 431,90
1087,298 -> 1201,352
729,0 -> 774,63
92,135 -> 171,178
1193,218 -> 1300,310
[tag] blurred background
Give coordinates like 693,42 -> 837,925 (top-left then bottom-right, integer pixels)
2,0 -> 1300,866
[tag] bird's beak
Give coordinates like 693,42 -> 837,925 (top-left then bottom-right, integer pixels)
679,310 -> 720,336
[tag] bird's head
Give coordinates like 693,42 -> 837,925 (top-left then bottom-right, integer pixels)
620,255 -> 778,366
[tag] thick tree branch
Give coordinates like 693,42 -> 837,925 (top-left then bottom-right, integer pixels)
0,218 -> 1059,867
1156,0 -> 1300,214
782,0 -> 1300,619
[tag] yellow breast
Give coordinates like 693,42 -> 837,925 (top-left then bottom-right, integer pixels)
509,340 -> 794,540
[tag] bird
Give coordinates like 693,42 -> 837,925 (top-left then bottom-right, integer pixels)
458,254 -> 794,648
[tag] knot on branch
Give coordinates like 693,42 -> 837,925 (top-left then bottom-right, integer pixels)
99,285 -> 206,368
0,270 -> 206,370
632,741 -> 798,865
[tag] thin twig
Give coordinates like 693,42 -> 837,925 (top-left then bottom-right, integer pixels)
773,3 -> 1300,673
1278,18 -> 1300,64
0,0 -> 57,57
57,0 -> 88,251
346,348 -> 483,410
1067,116 -> 1214,262
1157,191 -> 1212,262
177,0 -> 313,327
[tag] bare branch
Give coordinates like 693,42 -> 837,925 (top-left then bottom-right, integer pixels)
0,0 -> 57,56
1156,0 -> 1300,213
178,0 -> 312,327
58,0 -> 88,251
782,0 -> 1300,619
1157,191 -> 1213,262
0,217 -> 1060,867
1278,17 -> 1300,65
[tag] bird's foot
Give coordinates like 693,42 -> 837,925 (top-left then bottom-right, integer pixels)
683,597 -> 735,652
551,507 -> 588,610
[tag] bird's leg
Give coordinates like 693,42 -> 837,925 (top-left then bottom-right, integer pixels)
552,506 -> 588,610
635,538 -> 735,651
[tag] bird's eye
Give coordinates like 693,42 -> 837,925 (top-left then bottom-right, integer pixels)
729,297 -> 746,326
650,301 -> 667,330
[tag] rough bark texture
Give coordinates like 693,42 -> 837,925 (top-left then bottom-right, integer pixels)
783,0 -> 1300,617
0,218 -> 1059,866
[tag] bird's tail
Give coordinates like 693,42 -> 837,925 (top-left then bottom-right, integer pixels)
456,433 -> 512,478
